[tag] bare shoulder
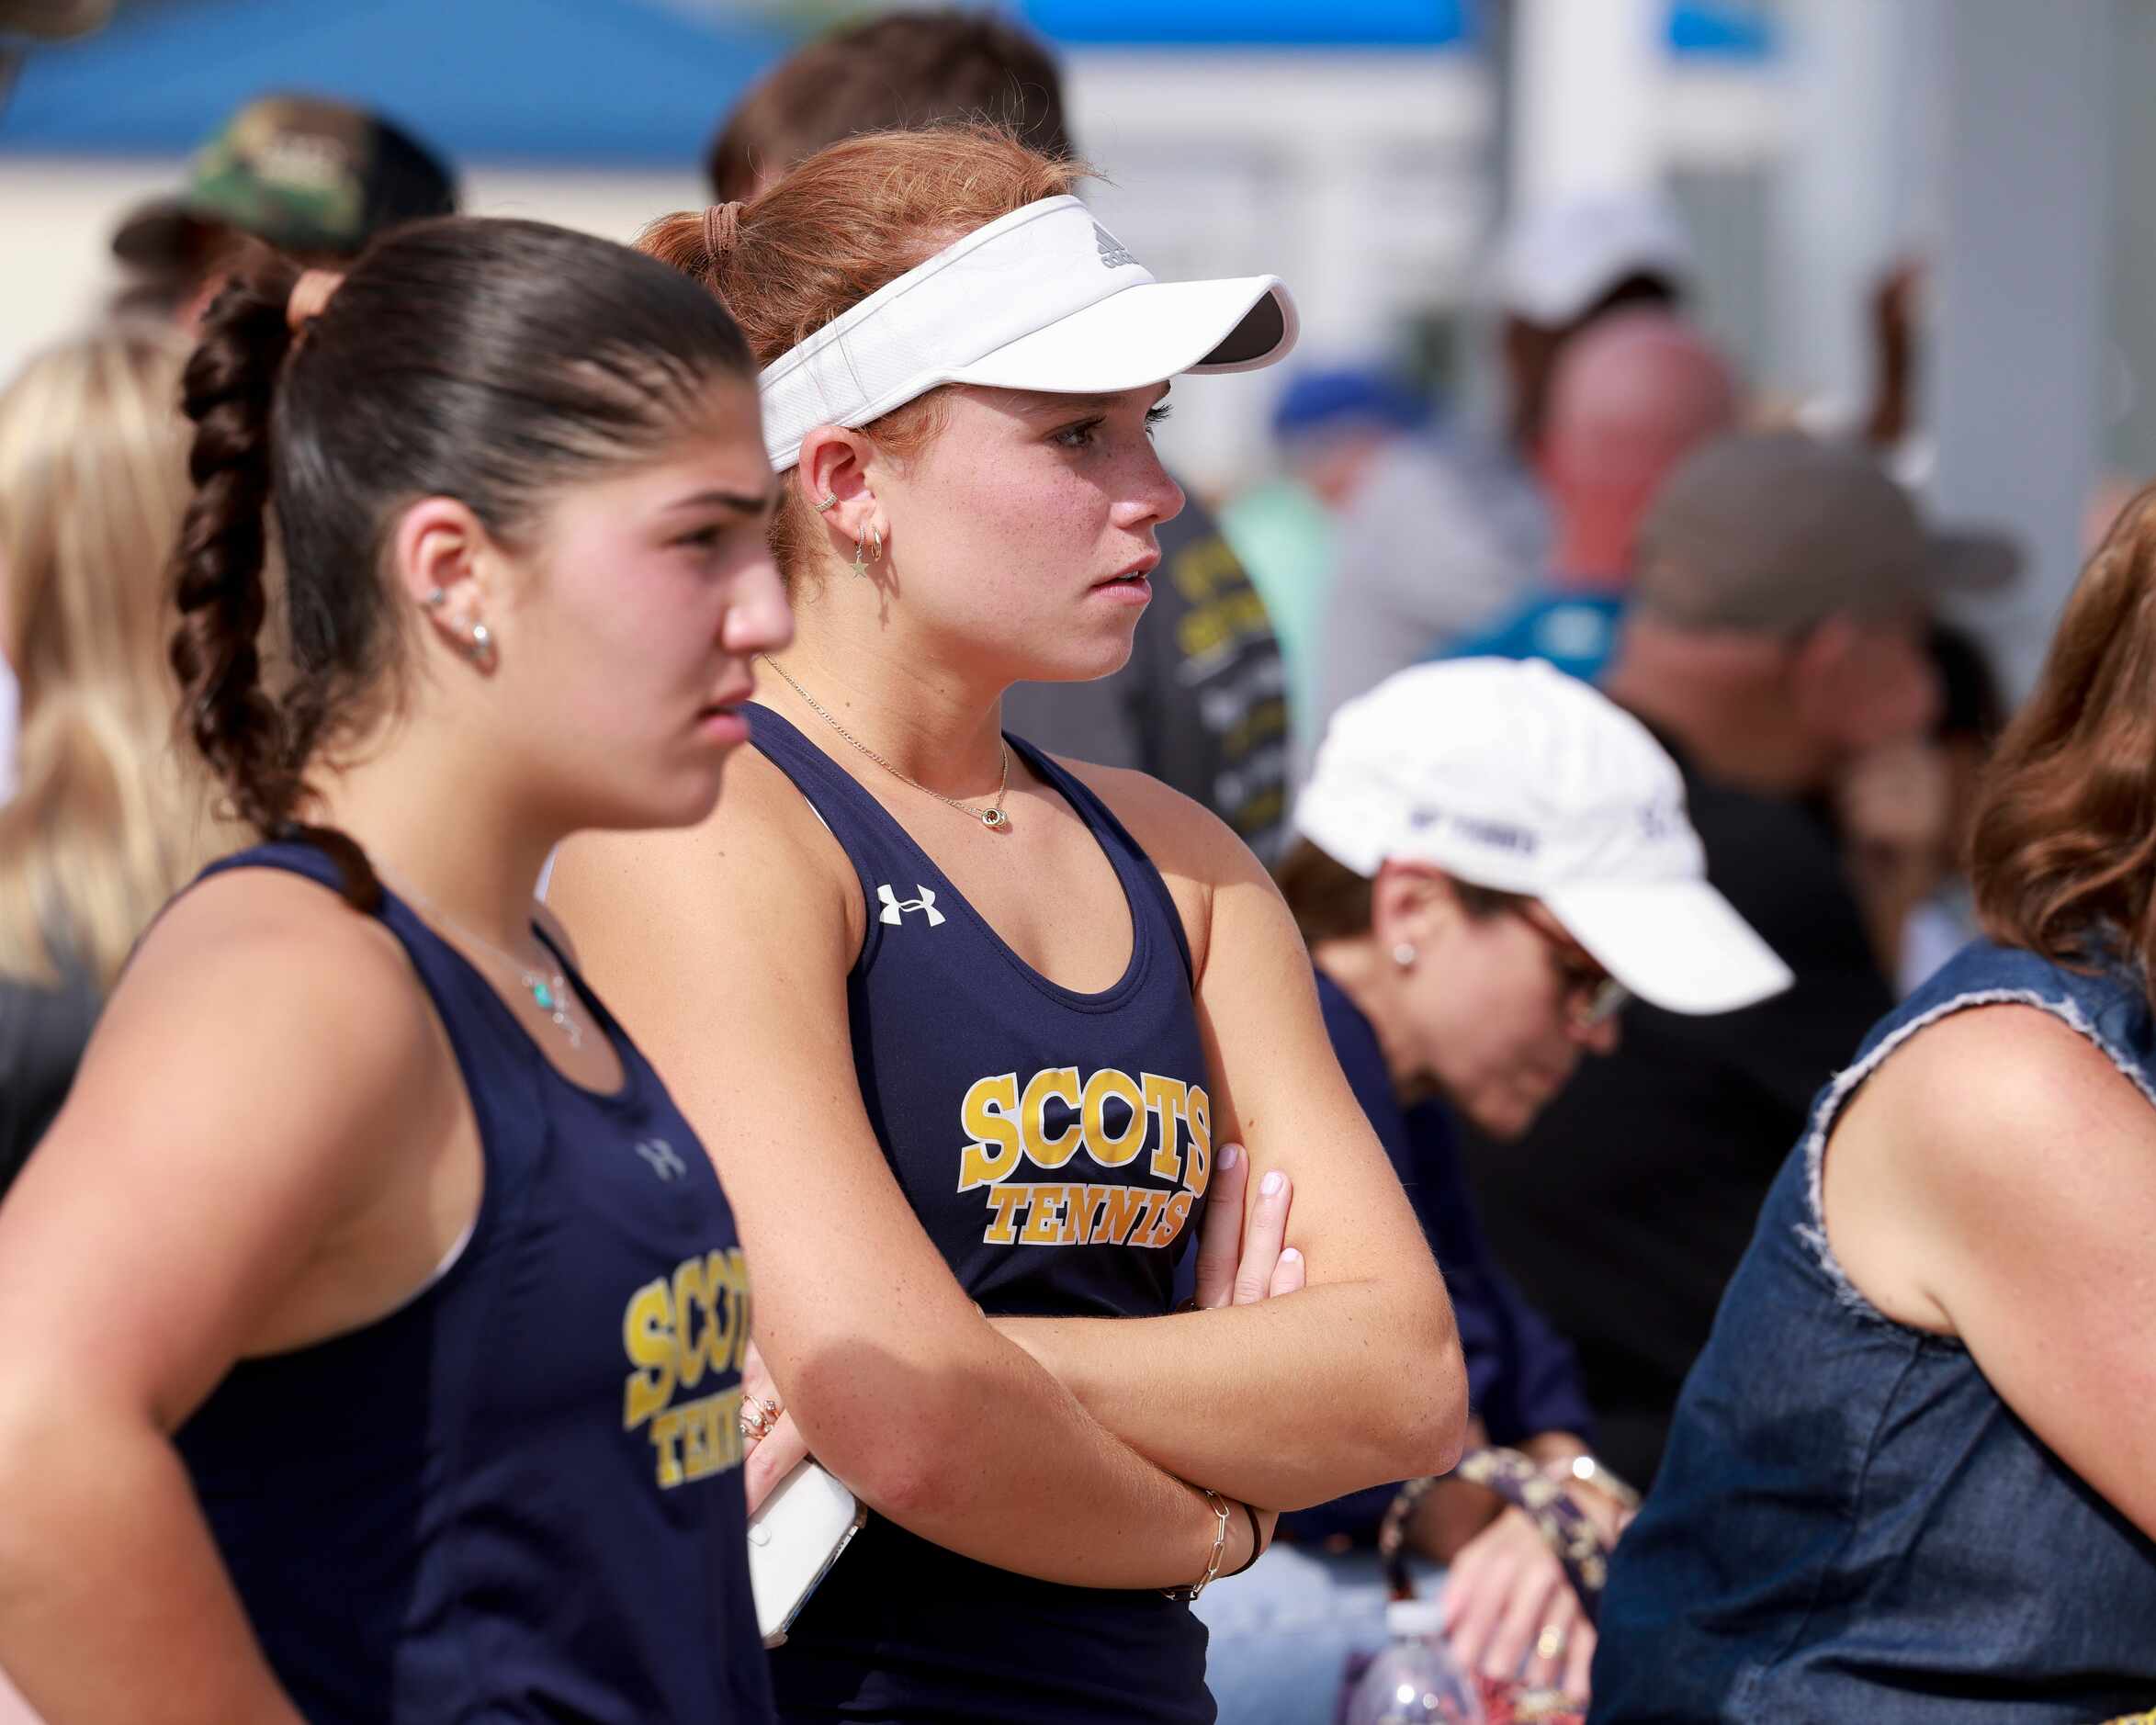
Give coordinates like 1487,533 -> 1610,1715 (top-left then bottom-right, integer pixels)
547,739 -> 860,975
1056,757 -> 1270,888
1846,999 -> 2156,1201
34,866 -> 448,1247
1863,1000 -> 2146,1134
85,868 -> 437,1120
1056,757 -> 1298,992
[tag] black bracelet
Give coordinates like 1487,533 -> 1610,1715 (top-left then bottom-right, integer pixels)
1225,1502 -> 1265,1578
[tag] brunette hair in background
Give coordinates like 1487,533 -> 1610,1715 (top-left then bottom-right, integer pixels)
168,215 -> 756,901
706,8 -> 1072,203
1274,839 -> 1528,947
1971,480 -> 2156,986
642,125 -> 1086,581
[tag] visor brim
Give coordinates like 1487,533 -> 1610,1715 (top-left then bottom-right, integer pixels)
950,275 -> 1299,396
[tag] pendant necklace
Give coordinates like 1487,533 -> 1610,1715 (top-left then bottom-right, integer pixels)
378,867 -> 586,1049
759,654 -> 1013,831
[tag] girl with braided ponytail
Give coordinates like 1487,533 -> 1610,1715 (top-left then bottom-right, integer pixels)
0,218 -> 790,1722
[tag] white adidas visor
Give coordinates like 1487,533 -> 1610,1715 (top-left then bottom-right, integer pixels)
758,195 -> 1299,472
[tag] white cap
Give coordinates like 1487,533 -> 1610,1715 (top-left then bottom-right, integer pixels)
1293,660 -> 1792,1016
1491,189 -> 1693,328
1385,1598 -> 1447,1640
757,195 -> 1298,472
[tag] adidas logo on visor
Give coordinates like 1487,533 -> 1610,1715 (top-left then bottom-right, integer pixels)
1094,222 -> 1138,270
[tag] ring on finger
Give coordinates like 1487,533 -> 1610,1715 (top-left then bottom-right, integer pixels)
738,1393 -> 782,1442
1534,1623 -> 1567,1663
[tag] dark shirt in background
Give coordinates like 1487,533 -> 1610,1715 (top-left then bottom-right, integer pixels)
0,953 -> 99,1194
1458,737 -> 1891,1488
1200,969 -> 1596,1544
1006,491 -> 1290,861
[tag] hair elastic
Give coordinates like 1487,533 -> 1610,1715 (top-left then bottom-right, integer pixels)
703,201 -> 744,265
286,268 -> 345,336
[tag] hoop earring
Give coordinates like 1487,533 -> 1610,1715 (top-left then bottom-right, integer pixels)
466,621 -> 496,671
853,524 -> 883,580
813,492 -> 840,514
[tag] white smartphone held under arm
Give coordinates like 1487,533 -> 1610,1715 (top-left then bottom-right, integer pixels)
747,1460 -> 867,1648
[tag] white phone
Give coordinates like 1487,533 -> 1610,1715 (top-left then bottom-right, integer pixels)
747,1460 -> 867,1648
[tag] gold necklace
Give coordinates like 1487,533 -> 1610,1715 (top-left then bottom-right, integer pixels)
759,655 -> 1013,831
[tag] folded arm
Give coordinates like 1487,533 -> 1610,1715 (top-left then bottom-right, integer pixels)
995,768 -> 1467,1510
547,774 -> 1263,1588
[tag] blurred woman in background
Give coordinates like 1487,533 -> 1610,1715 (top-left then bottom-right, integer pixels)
0,322 -> 220,1187
1593,488 -> 2156,1721
1195,659 -> 1791,1717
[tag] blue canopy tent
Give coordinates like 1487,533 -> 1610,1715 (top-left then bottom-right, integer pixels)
0,0 -> 795,163
0,0 -> 1772,162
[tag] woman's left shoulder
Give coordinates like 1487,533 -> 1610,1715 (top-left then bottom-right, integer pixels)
1054,757 -> 1267,891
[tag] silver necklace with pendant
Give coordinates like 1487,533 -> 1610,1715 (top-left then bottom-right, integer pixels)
378,867 -> 586,1049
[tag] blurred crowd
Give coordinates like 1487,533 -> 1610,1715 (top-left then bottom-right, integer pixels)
2,7 -> 2152,1725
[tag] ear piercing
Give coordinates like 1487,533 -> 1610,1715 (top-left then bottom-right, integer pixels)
1392,942 -> 1418,970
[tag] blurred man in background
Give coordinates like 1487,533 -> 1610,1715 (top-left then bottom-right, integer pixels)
1309,189 -> 1694,735
707,8 -> 1292,856
109,92 -> 457,327
1459,431 -> 1992,1486
1439,308 -> 1738,684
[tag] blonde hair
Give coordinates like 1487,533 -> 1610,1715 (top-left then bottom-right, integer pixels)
0,323 -> 221,988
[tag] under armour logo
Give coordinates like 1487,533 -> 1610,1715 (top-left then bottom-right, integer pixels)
877,883 -> 947,927
1093,222 -> 1137,270
635,1138 -> 688,1180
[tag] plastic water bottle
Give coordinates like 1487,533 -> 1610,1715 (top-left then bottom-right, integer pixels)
1342,1598 -> 1486,1725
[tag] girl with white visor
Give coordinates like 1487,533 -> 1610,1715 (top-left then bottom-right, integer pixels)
548,126 -> 1466,1721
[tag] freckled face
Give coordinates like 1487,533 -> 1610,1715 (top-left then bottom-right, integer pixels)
864,382 -> 1185,685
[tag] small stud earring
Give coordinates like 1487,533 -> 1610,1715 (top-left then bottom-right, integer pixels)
422,586 -> 448,610
467,621 -> 495,670
1392,941 -> 1418,970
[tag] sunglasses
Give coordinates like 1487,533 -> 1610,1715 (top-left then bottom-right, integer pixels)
1508,904 -> 1630,1031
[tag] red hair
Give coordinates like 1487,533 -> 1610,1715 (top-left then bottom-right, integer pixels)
640,123 -> 1088,579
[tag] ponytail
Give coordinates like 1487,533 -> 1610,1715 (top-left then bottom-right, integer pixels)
170,259 -> 300,837
168,259 -> 379,908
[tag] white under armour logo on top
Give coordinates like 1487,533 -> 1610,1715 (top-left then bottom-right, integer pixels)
635,1138 -> 688,1180
877,883 -> 946,927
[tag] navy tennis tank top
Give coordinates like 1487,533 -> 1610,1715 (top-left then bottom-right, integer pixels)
749,706 -> 1216,1724
173,840 -> 774,1724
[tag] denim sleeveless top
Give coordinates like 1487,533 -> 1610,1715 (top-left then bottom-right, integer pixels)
174,841 -> 773,1724
748,705 -> 1215,1723
1592,939 -> 2156,1723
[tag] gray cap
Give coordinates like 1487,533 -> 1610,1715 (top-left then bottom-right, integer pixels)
1635,431 -> 2019,632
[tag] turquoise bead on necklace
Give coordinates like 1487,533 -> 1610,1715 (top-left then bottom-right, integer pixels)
378,864 -> 587,1051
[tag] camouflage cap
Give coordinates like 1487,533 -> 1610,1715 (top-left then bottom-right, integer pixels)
112,92 -> 457,265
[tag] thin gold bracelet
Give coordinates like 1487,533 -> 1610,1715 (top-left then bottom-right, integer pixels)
1162,1487 -> 1230,1601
